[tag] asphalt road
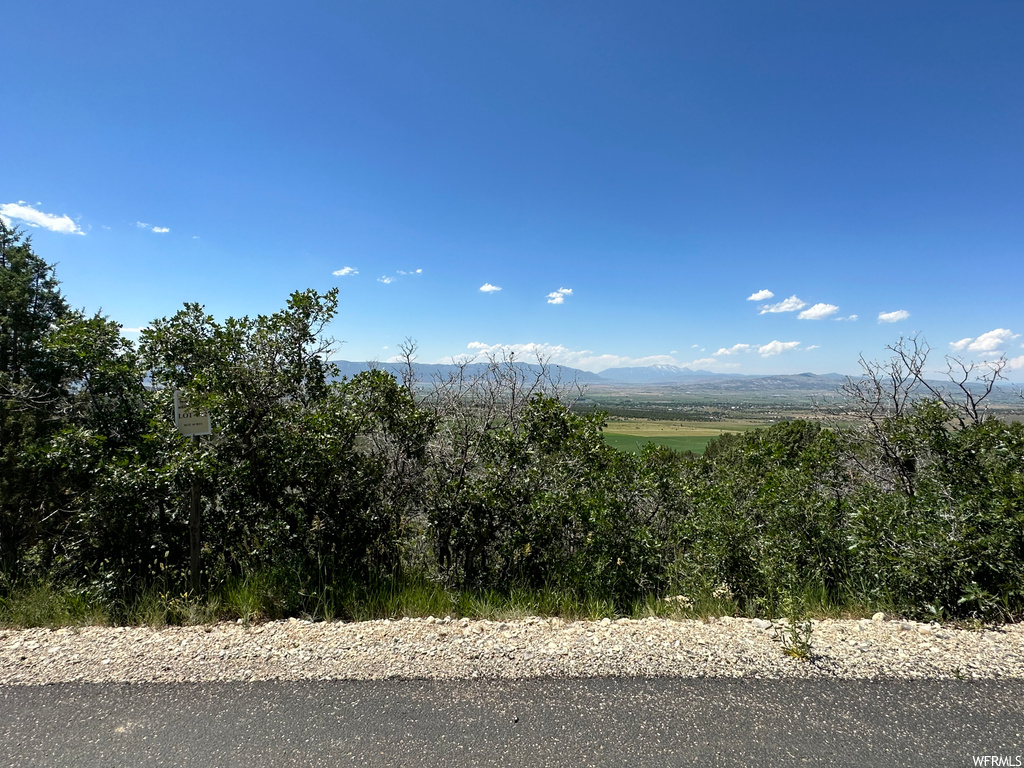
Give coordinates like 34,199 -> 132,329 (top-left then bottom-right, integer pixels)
2,678 -> 1022,767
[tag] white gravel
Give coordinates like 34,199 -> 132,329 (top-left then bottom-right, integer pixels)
3,614 -> 1022,685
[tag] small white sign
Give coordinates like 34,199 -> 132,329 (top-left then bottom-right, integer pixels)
174,391 -> 212,436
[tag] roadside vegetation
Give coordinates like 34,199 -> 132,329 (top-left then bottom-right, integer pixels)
2,220 -> 1023,628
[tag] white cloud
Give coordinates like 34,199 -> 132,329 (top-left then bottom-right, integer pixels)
479,283 -> 502,293
715,343 -> 752,356
377,268 -> 422,282
1006,355 -> 1024,371
834,314 -> 858,322
333,267 -> 358,277
798,303 -> 839,320
950,328 -> 1019,354
878,310 -> 910,323
1,202 -> 83,235
747,289 -> 774,302
546,287 -> 573,304
459,341 -> 687,372
805,345 -> 820,351
971,328 -> 1016,352
758,340 -> 802,357
950,338 -> 972,352
135,220 -> 169,233
759,295 -> 806,314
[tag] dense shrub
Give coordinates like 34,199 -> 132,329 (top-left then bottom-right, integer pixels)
426,394 -> 644,595
846,408 -> 1024,619
671,420 -> 851,613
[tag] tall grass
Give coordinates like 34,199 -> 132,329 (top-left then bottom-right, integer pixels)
0,572 -> 900,629
0,582 -> 108,628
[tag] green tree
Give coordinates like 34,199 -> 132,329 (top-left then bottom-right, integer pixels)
0,221 -> 74,577
0,220 -> 71,393
34,314 -> 170,596
140,290 -> 433,598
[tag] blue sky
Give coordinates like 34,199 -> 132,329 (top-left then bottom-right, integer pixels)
3,1 -> 1022,377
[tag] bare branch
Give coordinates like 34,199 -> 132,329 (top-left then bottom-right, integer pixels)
397,337 -> 418,396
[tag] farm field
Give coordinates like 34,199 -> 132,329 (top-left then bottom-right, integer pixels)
602,419 -> 762,455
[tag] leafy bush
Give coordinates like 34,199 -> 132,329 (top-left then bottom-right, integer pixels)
670,420 -> 851,614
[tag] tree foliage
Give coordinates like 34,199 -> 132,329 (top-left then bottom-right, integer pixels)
1,221 -> 75,575
2,237 -> 1023,621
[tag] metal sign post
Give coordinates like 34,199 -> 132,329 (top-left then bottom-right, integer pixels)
189,434 -> 201,593
174,391 -> 211,593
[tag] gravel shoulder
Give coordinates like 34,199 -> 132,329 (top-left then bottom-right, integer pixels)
3,615 -> 1023,686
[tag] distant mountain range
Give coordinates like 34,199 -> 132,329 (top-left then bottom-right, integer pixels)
328,360 -> 849,389
595,368 -> 851,391
595,364 -> 720,383
325,360 -> 1022,403
329,360 -> 608,384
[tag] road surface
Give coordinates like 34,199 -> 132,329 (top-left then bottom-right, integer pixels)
2,678 -> 1022,767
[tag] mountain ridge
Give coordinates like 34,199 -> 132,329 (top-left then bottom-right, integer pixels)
327,360 -> 855,388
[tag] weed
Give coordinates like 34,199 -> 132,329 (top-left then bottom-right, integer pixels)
770,596 -> 815,661
774,618 -> 814,660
